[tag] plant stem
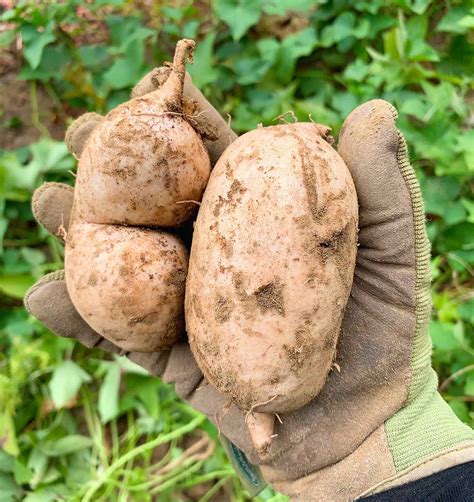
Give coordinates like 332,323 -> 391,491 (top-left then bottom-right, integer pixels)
81,414 -> 205,501
30,81 -> 51,138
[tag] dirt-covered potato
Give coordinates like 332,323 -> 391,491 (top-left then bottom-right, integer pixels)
74,110 -> 210,228
64,39 -> 207,352
66,224 -> 188,352
73,40 -> 211,229
185,122 -> 358,454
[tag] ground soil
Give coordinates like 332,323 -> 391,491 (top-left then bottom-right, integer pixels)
0,71 -> 67,149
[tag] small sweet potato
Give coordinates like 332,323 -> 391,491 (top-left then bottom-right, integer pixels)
66,224 -> 188,352
65,40 -> 206,352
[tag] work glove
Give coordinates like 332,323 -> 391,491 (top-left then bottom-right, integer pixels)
25,68 -> 474,501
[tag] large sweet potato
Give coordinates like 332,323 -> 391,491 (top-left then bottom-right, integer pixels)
186,122 -> 358,454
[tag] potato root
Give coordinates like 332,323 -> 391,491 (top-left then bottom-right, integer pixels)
186,123 -> 358,454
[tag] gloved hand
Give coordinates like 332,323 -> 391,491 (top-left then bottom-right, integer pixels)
25,68 -> 474,501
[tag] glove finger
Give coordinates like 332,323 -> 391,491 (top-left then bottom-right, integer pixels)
32,182 -> 74,241
65,112 -> 103,159
338,100 -> 423,305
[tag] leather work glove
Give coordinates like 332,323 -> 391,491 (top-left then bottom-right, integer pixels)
24,67 -> 474,500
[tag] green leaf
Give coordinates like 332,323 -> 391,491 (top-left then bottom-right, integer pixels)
458,299 -> 474,324
0,30 -> 15,48
461,198 -> 474,224
437,7 -> 474,34
20,24 -> 56,69
13,460 -> 33,485
98,364 -> 121,423
455,130 -> 474,171
23,483 -> 71,502
430,320 -> 463,351
187,33 -> 219,88
214,0 -> 263,41
0,451 -> 14,473
234,57 -> 272,85
465,374 -> 474,397
449,401 -> 470,422
0,472 -> 21,499
0,411 -> 19,457
103,57 -> 137,90
39,435 -> 93,457
19,45 -> 71,82
49,361 -> 91,409
274,27 -> 318,82
408,0 -> 431,15
263,0 -> 319,16
78,44 -> 110,71
0,274 -> 35,299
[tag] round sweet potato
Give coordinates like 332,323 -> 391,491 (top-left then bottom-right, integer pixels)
185,122 -> 358,453
66,223 -> 188,352
63,40 -> 209,352
74,109 -> 210,228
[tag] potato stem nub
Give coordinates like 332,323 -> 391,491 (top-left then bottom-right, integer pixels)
160,38 -> 196,112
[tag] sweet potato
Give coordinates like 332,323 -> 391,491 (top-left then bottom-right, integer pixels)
73,39 -> 211,228
65,40 -> 205,352
185,122 -> 358,454
66,224 -> 188,352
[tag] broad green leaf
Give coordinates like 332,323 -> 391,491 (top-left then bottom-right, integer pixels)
20,24 -> 56,69
78,44 -> 110,71
0,411 -> 19,456
0,451 -> 13,473
188,33 -> 219,88
430,320 -> 463,351
214,0 -> 263,41
49,361 -> 91,409
343,59 -> 370,82
0,30 -> 15,48
23,484 -> 71,502
0,472 -> 21,499
458,299 -> 474,324
321,12 -> 356,47
449,401 -> 470,422
408,0 -> 431,15
455,130 -> 474,171
256,38 -> 281,65
437,7 -> 473,34
39,435 -> 93,457
13,460 -> 33,485
461,198 -> 474,224
103,57 -> 138,90
465,374 -> 474,397
331,92 -> 359,117
274,27 -> 318,82
234,57 -> 272,85
263,0 -> 320,16
19,45 -> 70,82
20,248 -> 46,267
98,363 -> 121,423
0,274 -> 35,299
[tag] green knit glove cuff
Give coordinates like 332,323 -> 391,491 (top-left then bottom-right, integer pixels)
385,124 -> 474,472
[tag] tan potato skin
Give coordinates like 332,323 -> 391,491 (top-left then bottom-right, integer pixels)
186,123 -> 358,414
74,105 -> 211,228
65,223 -> 188,352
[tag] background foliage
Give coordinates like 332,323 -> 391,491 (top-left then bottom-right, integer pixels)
0,0 -> 473,500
